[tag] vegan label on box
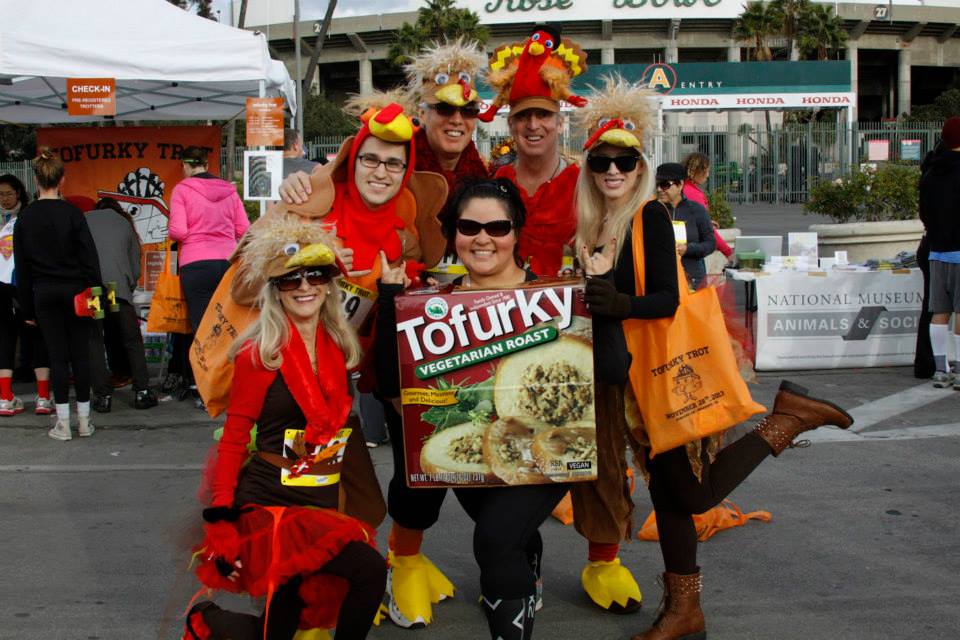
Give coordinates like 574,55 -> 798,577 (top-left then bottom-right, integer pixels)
395,281 -> 597,488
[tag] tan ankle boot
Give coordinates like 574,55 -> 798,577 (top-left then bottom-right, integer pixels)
754,380 -> 854,456
632,571 -> 705,640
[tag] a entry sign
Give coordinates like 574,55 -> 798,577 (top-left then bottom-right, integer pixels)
755,270 -> 922,370
66,78 -> 116,116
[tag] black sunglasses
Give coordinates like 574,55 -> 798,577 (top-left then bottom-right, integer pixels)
272,267 -> 335,292
456,218 -> 514,237
586,153 -> 641,174
429,102 -> 481,119
656,180 -> 680,190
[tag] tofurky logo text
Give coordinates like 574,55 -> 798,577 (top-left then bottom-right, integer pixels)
397,288 -> 574,380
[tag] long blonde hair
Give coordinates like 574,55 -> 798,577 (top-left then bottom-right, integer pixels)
574,152 -> 654,264
228,277 -> 361,371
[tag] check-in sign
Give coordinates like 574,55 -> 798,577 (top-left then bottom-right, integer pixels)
67,78 -> 116,116
246,97 -> 285,147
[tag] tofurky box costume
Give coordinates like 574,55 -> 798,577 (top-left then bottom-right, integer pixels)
185,220 -> 385,640
571,75 -> 659,614
404,39 -> 491,282
189,96 -> 448,417
484,25 -> 588,277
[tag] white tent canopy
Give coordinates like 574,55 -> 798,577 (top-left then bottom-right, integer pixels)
0,0 -> 296,123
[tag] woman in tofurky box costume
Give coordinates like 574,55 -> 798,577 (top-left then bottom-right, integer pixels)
374,178 -> 569,639
182,220 -> 385,640
574,77 -> 856,640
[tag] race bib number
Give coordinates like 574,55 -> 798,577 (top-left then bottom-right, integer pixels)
672,221 -> 687,245
424,252 -> 468,285
280,427 -> 352,487
337,280 -> 377,328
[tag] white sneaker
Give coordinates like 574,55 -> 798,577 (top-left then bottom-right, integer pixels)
77,416 -> 94,437
48,419 -> 72,441
34,395 -> 54,415
0,397 -> 24,416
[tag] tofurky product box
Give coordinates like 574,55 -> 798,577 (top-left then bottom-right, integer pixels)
395,280 -> 597,488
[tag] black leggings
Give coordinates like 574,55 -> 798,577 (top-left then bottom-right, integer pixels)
180,259 -> 230,333
0,283 -> 48,370
456,483 -> 567,600
33,282 -> 92,404
203,541 -> 386,640
645,431 -> 770,575
384,400 -> 448,530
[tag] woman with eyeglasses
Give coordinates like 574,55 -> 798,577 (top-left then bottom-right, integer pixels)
184,217 -> 386,640
374,178 -> 568,639
575,81 -> 854,640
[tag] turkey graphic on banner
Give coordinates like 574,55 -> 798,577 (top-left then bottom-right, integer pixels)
36,126 -> 221,291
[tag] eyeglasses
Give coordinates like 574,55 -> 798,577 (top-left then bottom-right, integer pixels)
357,153 -> 407,174
656,180 -> 680,190
271,268 -> 335,292
455,218 -> 514,237
429,102 -> 481,119
586,154 -> 641,174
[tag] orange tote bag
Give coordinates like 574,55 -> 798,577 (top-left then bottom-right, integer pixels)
189,261 -> 258,417
622,205 -> 765,455
145,242 -> 191,334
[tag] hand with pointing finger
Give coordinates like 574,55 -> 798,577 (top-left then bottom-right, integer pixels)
378,251 -> 410,288
579,238 -> 617,277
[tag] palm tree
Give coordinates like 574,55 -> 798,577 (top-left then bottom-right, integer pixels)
770,0 -> 811,60
734,1 -> 779,62
797,3 -> 848,60
386,0 -> 489,68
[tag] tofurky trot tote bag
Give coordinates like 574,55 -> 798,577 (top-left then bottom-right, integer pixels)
145,241 -> 191,334
622,204 -> 765,455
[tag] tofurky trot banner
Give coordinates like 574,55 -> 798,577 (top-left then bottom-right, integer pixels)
395,281 -> 597,488
36,126 -> 221,290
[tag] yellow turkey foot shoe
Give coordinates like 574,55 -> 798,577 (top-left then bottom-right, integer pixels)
581,558 -> 643,614
292,629 -> 331,640
386,552 -> 456,628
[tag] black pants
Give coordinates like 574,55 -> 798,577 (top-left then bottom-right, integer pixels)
0,283 -> 48,371
915,236 -> 935,378
385,400 -> 566,599
645,432 -> 770,575
33,282 -> 92,404
203,541 -> 386,640
90,300 -> 150,394
180,259 -> 230,334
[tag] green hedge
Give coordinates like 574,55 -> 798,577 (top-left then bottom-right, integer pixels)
804,163 -> 919,223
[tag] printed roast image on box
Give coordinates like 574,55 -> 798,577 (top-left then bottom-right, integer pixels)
395,281 -> 597,488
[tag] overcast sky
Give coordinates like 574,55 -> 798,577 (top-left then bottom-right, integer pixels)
210,0 -> 421,23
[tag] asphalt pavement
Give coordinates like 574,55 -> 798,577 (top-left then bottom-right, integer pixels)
1,204 -> 957,640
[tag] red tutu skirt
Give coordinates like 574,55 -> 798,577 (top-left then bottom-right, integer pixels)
194,503 -> 375,630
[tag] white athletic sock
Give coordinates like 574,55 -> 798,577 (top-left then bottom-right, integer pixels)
55,403 -> 70,422
930,324 -> 949,372
952,333 -> 960,372
77,401 -> 90,418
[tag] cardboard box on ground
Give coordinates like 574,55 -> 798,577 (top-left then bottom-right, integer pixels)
395,281 -> 598,488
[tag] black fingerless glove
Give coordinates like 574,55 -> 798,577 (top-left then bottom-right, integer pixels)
202,505 -> 249,523
214,556 -> 237,578
584,276 -> 631,320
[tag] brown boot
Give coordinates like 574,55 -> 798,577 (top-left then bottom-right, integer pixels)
631,571 -> 705,640
754,380 -> 854,456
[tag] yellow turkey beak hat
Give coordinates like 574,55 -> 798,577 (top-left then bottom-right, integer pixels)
405,38 -> 486,107
575,75 -> 657,152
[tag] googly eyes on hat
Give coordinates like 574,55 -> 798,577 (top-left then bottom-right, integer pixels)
283,243 -> 299,256
598,117 -> 611,127
458,71 -> 471,84
623,120 -> 637,131
434,72 -> 449,85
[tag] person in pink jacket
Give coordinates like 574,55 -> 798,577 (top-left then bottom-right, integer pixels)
682,152 -> 733,259
168,145 -> 250,406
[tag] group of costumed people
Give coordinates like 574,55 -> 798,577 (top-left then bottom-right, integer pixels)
182,27 -> 854,640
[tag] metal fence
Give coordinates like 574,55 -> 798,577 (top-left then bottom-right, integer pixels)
6,124 -> 943,205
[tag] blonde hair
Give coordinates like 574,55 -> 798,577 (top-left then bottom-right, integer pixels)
229,277 -> 361,371
574,152 -> 654,264
31,147 -> 65,190
682,152 -> 711,183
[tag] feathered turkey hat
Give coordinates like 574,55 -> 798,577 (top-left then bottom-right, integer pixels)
574,75 -> 658,152
238,213 -> 345,291
404,38 -> 487,107
478,24 -> 588,122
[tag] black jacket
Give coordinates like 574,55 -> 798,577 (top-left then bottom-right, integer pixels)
919,149 -> 960,254
666,196 -> 715,285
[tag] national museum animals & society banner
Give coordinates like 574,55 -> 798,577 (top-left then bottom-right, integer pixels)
35,126 -> 221,291
395,281 -> 597,488
754,270 -> 923,371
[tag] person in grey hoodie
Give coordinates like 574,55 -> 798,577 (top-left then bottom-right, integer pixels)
86,198 -> 157,411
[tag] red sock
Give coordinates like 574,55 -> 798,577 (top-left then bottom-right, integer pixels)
588,541 -> 620,563
36,380 -> 50,399
0,376 -> 12,401
389,523 -> 424,556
